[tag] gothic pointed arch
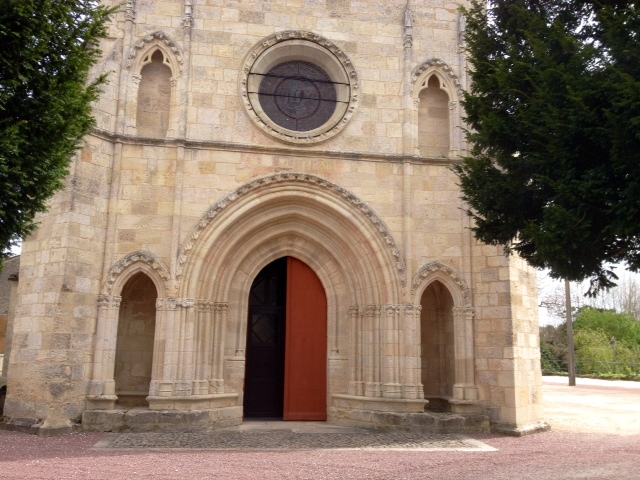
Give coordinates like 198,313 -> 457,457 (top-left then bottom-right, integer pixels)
411,261 -> 471,307
412,58 -> 462,98
177,173 -> 407,290
126,31 -> 184,74
105,250 -> 170,298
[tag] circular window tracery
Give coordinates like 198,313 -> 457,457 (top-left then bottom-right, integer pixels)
258,61 -> 337,132
240,31 -> 360,145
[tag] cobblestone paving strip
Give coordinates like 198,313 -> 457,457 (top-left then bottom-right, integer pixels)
93,430 -> 496,452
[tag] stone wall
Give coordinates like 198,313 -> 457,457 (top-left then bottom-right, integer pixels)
3,0 -> 545,435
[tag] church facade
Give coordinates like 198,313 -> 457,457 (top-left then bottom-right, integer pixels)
2,0 -> 545,435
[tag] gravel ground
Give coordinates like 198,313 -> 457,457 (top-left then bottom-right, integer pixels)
0,377 -> 637,480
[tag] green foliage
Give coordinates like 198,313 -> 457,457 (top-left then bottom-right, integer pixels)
575,307 -> 640,346
540,307 -> 640,379
574,328 -> 640,378
540,339 -> 565,375
0,0 -> 116,262
456,0 -> 640,293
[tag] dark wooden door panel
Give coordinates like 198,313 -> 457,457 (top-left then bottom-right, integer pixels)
244,259 -> 287,418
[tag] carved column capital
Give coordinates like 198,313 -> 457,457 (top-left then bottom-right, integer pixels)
365,304 -> 381,317
452,306 -> 474,321
98,294 -> 110,310
197,300 -> 214,312
156,297 -> 177,311
214,302 -> 229,313
112,296 -> 122,309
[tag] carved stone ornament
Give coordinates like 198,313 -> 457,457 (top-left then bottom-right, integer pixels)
183,0 -> 194,28
126,31 -> 185,72
98,294 -> 111,310
411,261 -> 472,306
105,250 -> 170,294
124,0 -> 136,22
177,173 -> 407,283
411,58 -> 462,93
197,300 -> 214,312
404,5 -> 413,49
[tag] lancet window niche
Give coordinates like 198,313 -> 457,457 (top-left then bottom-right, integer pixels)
412,262 -> 479,413
136,49 -> 173,138
125,33 -> 183,138
114,272 -> 157,407
412,61 -> 462,158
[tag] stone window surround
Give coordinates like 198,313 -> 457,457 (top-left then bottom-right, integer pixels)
240,31 -> 360,145
124,32 -> 183,138
411,59 -> 463,158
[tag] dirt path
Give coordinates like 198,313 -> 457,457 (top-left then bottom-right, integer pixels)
542,376 -> 640,435
0,378 -> 638,479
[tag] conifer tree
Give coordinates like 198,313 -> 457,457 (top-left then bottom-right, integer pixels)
456,0 -> 640,292
0,0 -> 115,262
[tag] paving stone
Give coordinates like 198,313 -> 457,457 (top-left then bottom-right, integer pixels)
93,430 -> 495,452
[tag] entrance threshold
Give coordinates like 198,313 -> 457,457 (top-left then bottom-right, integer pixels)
234,419 -> 360,434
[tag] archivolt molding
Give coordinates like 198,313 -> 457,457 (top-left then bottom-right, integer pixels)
126,31 -> 184,72
176,173 -> 406,283
105,250 -> 170,295
411,58 -> 462,94
411,261 -> 471,307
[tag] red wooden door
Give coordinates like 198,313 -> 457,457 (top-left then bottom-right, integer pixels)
284,257 -> 327,420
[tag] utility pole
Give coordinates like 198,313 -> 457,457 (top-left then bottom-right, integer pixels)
565,279 -> 576,386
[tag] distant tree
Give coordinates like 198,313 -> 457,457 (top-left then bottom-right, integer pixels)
456,0 -> 640,293
590,274 -> 640,320
575,307 -> 640,347
540,273 -> 640,321
0,0 -> 116,264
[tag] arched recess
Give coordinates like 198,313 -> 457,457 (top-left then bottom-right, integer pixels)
163,173 -> 408,404
114,272 -> 158,406
124,32 -> 183,137
411,261 -> 478,408
86,251 -> 170,410
412,59 -> 463,158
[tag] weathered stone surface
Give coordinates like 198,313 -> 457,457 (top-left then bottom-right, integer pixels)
2,0 -> 544,435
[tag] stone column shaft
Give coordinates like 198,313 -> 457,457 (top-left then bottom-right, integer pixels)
381,305 -> 401,398
364,305 -> 381,397
348,305 -> 364,396
210,302 -> 228,393
452,306 -> 478,401
402,304 -> 423,399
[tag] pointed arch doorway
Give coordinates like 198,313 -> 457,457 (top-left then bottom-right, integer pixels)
244,257 -> 328,420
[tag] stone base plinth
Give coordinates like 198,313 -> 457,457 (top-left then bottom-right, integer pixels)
331,394 -> 427,413
329,394 -> 490,434
449,399 -> 484,415
82,405 -> 243,433
147,393 -> 238,411
86,395 -> 118,411
329,407 -> 490,434
1,417 -> 74,436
